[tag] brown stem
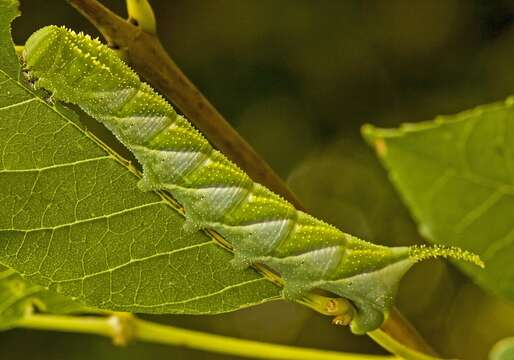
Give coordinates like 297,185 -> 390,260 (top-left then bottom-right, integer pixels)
65,0 -> 437,356
66,0 -> 304,210
381,308 -> 438,356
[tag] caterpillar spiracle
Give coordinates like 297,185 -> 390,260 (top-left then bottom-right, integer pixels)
22,26 -> 483,334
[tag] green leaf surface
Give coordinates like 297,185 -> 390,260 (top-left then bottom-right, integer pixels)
0,0 -> 280,315
0,265 -> 85,330
363,98 -> 514,302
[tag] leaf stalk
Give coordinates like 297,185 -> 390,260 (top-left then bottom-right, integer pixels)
17,313 -> 398,360
367,329 -> 451,360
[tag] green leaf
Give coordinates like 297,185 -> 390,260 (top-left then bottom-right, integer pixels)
363,98 -> 514,302
0,0 -> 19,79
0,265 -> 85,330
0,0 -> 280,315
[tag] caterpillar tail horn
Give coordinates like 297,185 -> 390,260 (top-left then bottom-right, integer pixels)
409,245 -> 484,268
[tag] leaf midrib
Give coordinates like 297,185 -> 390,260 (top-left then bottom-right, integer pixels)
1,64 -> 283,306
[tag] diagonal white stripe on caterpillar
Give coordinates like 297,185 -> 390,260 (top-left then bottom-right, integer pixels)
23,25 -> 484,334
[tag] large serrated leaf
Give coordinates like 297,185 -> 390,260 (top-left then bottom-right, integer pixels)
0,0 -> 280,314
363,98 -> 514,302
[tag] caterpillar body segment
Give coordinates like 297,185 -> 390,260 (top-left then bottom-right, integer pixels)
23,26 -> 482,334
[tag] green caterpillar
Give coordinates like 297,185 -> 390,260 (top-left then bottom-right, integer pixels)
22,25 -> 483,334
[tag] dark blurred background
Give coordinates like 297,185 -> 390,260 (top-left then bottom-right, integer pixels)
4,1 -> 514,359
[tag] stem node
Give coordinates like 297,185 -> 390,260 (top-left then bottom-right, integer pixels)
107,312 -> 136,346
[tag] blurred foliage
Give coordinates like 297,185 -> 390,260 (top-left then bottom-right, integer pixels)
3,0 -> 514,359
490,337 -> 514,360
365,99 -> 514,303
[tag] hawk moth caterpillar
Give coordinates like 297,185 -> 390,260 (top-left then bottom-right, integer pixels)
22,26 -> 483,334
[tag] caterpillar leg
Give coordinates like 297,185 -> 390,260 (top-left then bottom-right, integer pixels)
332,313 -> 353,326
229,252 -> 252,270
108,44 -> 128,62
281,280 -> 316,300
137,174 -> 205,235
181,216 -> 203,235
264,246 -> 344,299
299,293 -> 355,326
137,172 -> 159,192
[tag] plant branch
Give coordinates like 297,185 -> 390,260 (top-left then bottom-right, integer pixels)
17,313 -> 398,360
65,0 -> 304,210
63,0 -> 438,357
368,329 -> 449,360
381,308 -> 437,357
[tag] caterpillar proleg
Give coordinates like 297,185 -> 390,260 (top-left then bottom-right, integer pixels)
22,26 -> 483,334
